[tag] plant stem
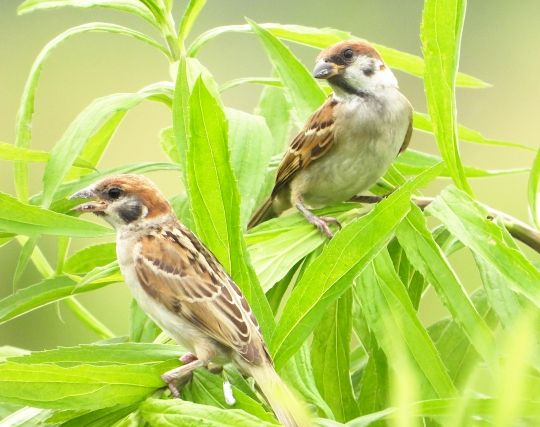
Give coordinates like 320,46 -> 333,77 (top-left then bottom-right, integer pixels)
353,196 -> 540,254
64,297 -> 115,339
413,197 -> 540,254
15,237 -> 115,339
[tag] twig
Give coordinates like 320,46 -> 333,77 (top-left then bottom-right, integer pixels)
352,195 -> 540,254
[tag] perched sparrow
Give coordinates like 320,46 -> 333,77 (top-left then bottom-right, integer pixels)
248,40 -> 412,237
70,174 -> 309,427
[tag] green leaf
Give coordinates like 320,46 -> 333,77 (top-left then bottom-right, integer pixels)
41,92 -> 150,207
159,126 -> 180,164
178,0 -> 207,42
270,164 -> 443,368
17,0 -> 156,25
129,300 -> 161,343
421,0 -> 473,195
0,192 -> 111,237
246,205 -> 354,291
7,343 -> 182,366
248,20 -> 326,124
529,148 -> 540,229
0,361 -> 174,410
472,221 -> 523,329
186,77 -> 274,335
226,108 -> 274,225
30,162 -> 180,209
220,77 -> 283,93
13,23 -> 167,201
428,290 -> 496,385
0,276 -> 116,326
427,187 -> 540,308
0,142 -> 92,167
64,243 -> 117,274
396,149 -> 528,178
355,250 -> 456,399
182,369 -> 275,422
57,405 -> 138,427
413,112 -> 533,152
312,289 -> 358,422
140,398 -> 278,427
281,344 -> 334,419
395,204 -> 495,362
188,23 -> 489,88
345,397 -> 540,426
254,82 -> 292,155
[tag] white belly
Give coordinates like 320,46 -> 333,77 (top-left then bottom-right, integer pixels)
292,90 -> 410,207
116,234 -> 201,352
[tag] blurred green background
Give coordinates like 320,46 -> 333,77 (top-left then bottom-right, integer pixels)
0,0 -> 538,350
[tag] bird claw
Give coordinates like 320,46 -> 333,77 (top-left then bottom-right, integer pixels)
309,215 -> 340,238
180,352 -> 197,364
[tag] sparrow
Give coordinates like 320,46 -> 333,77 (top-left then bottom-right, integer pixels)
70,174 -> 310,427
248,40 -> 413,237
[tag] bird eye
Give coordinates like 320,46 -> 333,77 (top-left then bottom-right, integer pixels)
107,187 -> 123,200
343,48 -> 354,59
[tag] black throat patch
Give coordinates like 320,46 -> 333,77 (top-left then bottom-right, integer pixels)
330,76 -> 369,98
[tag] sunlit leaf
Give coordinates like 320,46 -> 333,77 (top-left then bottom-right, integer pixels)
140,398 -> 278,427
186,77 -> 274,335
427,187 -> 540,308
395,204 -> 495,362
18,0 -> 156,26
270,164 -> 442,368
529,148 -> 540,229
226,108 -> 274,225
355,250 -> 456,399
0,276 -> 116,326
248,20 -> 326,124
188,24 -> 489,88
312,289 -> 358,421
0,192 -> 111,238
421,0 -> 472,195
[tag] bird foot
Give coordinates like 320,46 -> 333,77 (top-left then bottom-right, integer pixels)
161,358 -> 205,398
180,352 -> 198,364
308,215 -> 341,238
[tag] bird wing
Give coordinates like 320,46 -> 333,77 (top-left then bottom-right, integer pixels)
399,114 -> 413,153
272,97 -> 337,196
134,225 -> 268,365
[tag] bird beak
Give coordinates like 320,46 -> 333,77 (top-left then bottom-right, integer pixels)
69,186 -> 108,213
312,60 -> 341,79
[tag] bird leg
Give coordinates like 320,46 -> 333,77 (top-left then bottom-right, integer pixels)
161,358 -> 206,398
294,196 -> 341,238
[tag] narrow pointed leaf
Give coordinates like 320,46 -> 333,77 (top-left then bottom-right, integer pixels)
421,0 -> 473,194
395,204 -> 494,362
248,20 -> 325,123
312,290 -> 358,421
270,164 -> 443,368
187,77 -> 274,334
356,250 -> 456,398
427,187 -> 540,307
0,192 -> 110,237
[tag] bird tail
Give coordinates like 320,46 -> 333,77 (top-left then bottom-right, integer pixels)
248,363 -> 312,427
248,197 -> 276,229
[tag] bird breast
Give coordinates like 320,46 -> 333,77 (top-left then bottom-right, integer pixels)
293,90 -> 411,207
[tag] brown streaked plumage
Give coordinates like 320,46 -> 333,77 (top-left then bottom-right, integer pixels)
248,40 -> 413,237
70,174 -> 310,427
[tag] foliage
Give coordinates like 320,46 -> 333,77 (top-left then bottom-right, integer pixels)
1,0 -> 539,426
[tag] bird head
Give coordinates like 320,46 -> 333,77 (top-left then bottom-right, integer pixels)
312,40 -> 397,96
70,174 -> 172,228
